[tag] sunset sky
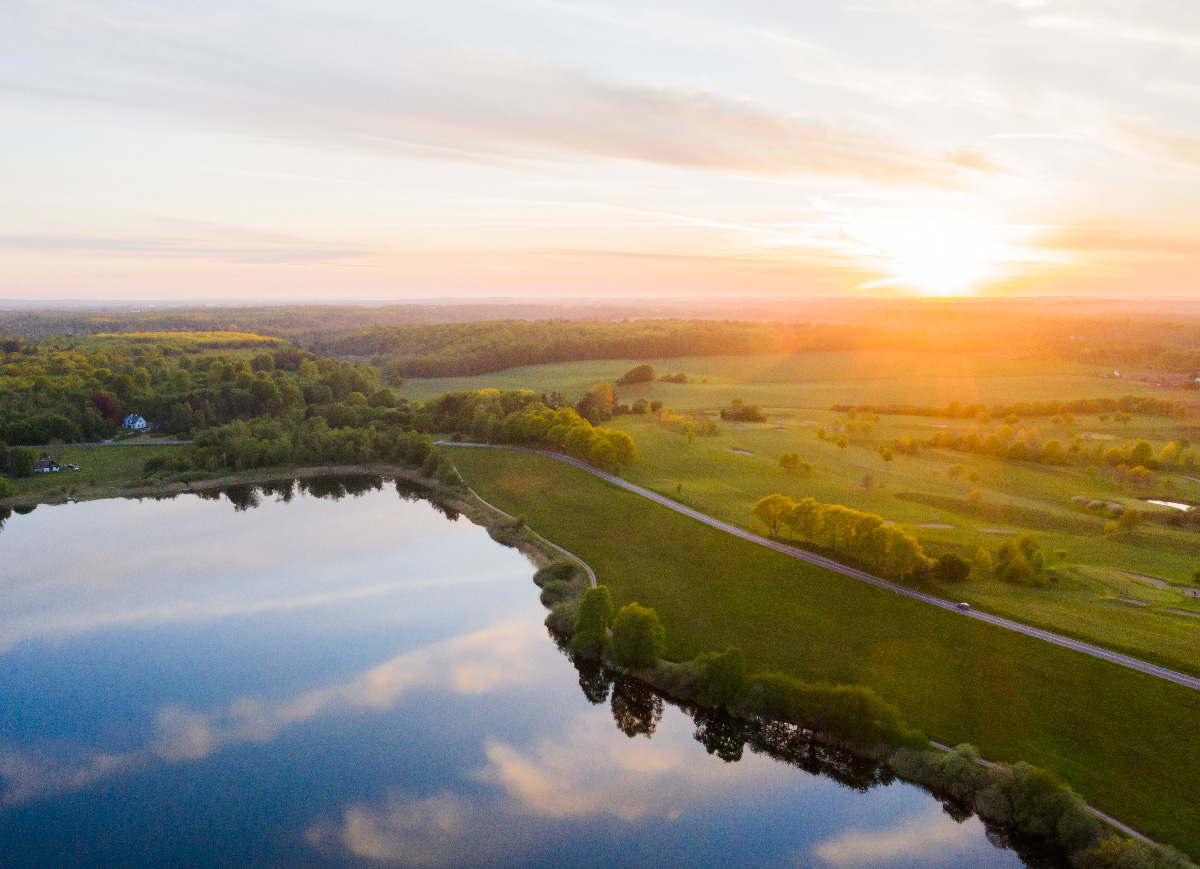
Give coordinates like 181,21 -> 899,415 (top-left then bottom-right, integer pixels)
2,0 -> 1199,300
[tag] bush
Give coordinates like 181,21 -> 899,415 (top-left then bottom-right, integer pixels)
545,599 -> 580,636
610,602 -> 665,669
1075,836 -> 1195,869
694,646 -> 746,707
0,478 -> 12,498
533,561 -> 578,588
539,580 -> 576,607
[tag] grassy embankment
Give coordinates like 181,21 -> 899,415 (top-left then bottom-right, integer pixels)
452,446 -> 1200,860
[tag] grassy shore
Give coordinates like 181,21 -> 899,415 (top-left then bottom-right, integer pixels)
451,446 -> 1200,860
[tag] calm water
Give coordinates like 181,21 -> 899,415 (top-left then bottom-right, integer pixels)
0,478 -> 1061,868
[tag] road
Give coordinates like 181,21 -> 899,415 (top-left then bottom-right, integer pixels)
442,442 -> 1200,693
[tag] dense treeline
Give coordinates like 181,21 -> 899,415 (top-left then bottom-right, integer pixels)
0,335 -> 382,447
316,319 -> 813,378
835,395 -> 1189,420
421,389 -> 637,471
11,301 -> 1200,380
751,495 -> 928,581
0,338 -> 640,482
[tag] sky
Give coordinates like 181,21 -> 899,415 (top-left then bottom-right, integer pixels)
2,0 -> 1199,301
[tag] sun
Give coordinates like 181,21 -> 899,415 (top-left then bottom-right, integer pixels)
844,219 -> 1030,297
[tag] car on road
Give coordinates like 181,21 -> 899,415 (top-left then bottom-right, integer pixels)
957,602 -> 971,611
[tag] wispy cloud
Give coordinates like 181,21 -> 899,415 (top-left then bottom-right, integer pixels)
0,1 -> 994,184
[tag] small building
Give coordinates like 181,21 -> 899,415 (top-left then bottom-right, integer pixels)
32,459 -> 60,473
123,414 -> 147,430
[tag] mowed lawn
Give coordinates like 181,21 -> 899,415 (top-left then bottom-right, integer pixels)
402,350 -> 1194,408
453,447 -> 1200,860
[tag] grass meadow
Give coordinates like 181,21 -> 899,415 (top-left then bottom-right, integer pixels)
402,350 -> 1199,408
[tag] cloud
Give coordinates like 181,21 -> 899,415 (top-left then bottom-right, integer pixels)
0,232 -> 366,264
0,619 -> 549,804
0,0 -> 995,185
812,809 -> 987,866
1036,225 -> 1200,258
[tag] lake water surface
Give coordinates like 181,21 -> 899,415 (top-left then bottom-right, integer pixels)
0,478 -> 1063,868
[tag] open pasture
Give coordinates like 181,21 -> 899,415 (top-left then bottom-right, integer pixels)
403,350 -> 1198,409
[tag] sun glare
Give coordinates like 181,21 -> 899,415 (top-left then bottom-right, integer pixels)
846,220 -> 1036,297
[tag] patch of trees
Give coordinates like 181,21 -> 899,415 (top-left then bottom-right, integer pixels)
319,319 -> 808,379
887,745 -> 1188,869
421,388 -> 637,472
659,372 -> 688,383
721,397 -> 766,422
752,495 -> 929,583
778,452 -> 813,476
834,395 -> 1188,420
616,364 -> 655,385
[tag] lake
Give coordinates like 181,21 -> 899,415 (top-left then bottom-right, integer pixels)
0,477 -> 1064,867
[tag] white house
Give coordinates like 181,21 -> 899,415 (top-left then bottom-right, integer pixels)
32,459 -> 60,473
123,414 -> 147,430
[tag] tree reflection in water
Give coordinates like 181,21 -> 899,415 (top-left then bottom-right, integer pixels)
186,474 -> 464,519
563,649 -> 1070,869
610,673 -> 663,738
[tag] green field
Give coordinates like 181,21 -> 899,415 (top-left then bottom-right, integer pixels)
453,447 -> 1200,858
403,350 -> 1198,408
606,414 -> 1200,674
407,350 -> 1200,679
3,443 -> 185,500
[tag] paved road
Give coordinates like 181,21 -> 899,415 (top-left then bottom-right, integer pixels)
443,442 -> 1200,692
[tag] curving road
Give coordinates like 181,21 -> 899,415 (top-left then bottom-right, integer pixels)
442,442 -> 1200,692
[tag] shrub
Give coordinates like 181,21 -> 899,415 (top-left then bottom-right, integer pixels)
545,599 -> 580,636
693,646 -> 745,708
0,478 -> 12,498
539,580 -> 576,607
1075,836 -> 1195,869
610,602 -> 665,669
533,561 -> 578,588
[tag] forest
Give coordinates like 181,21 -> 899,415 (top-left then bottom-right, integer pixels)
9,302 -> 1200,381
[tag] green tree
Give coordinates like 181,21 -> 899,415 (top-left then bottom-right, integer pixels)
571,585 -> 614,657
752,493 -> 795,537
1117,508 -> 1142,534
7,446 -> 35,477
611,602 -> 665,669
934,553 -> 971,584
1129,439 -> 1155,467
